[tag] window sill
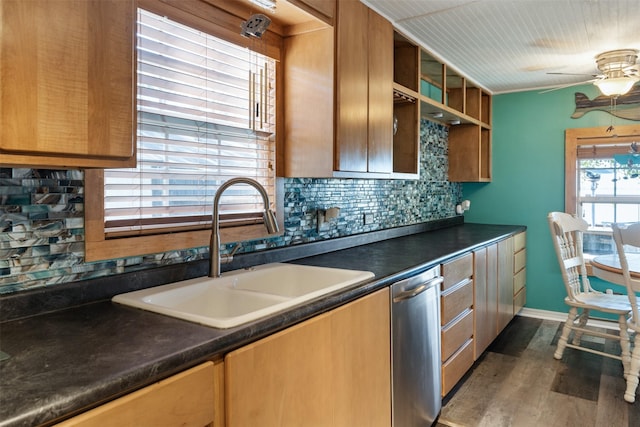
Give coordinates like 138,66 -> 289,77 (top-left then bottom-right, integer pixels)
85,225 -> 282,263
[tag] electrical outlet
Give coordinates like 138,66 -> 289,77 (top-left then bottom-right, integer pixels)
364,213 -> 374,225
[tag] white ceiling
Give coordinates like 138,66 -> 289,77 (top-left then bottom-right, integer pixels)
361,0 -> 640,94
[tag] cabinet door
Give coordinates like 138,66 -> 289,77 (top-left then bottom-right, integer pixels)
224,289 -> 391,427
474,244 -> 498,359
366,9 -> 393,173
225,311 -> 334,426
497,237 -> 515,333
55,362 -> 217,427
335,0 -> 369,172
332,288 -> 391,426
1,0 -> 135,168
513,231 -> 527,314
282,26 -> 335,177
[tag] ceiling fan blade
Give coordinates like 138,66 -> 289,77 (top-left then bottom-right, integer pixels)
546,72 -> 598,76
539,79 -> 597,94
623,66 -> 639,76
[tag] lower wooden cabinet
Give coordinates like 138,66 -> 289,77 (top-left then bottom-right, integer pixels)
513,232 -> 527,314
224,288 -> 391,427
441,338 -> 474,396
444,232 -> 527,394
497,237 -> 515,333
53,235 -> 526,424
440,253 -> 474,396
474,234 -> 525,359
55,362 -> 219,427
473,244 -> 498,358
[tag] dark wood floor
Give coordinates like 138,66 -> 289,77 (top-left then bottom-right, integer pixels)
437,316 -> 640,427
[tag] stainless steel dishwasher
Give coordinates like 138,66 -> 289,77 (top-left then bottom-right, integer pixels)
391,266 -> 443,427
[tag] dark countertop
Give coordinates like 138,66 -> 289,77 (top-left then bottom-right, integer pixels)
0,222 -> 525,427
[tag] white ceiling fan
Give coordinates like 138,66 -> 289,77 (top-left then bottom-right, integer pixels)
542,49 -> 640,96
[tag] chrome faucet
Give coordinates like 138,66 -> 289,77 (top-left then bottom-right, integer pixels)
209,177 -> 279,278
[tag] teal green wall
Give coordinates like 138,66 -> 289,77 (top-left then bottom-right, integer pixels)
463,84 -> 636,313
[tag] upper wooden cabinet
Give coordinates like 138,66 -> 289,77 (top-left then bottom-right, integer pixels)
418,49 -> 493,182
392,32 -> 420,176
448,124 -> 492,182
282,0 -> 415,178
0,0 -> 136,168
287,0 -> 335,25
335,0 -> 393,174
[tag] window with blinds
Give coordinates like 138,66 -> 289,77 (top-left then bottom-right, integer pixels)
104,8 -> 276,237
576,142 -> 640,254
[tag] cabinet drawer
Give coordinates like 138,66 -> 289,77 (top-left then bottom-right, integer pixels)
514,267 -> 526,295
56,362 -> 216,426
514,232 -> 526,252
441,279 -> 473,326
441,309 -> 473,362
442,338 -> 474,396
514,286 -> 526,314
441,253 -> 473,291
514,248 -> 526,273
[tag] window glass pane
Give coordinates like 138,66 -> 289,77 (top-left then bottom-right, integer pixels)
576,145 -> 640,255
104,8 -> 276,234
580,202 -> 614,228
579,159 -> 615,198
617,205 -> 640,224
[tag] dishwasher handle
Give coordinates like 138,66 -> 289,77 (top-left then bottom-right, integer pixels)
392,275 -> 443,303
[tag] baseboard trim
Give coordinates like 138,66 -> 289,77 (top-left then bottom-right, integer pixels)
517,307 -> 621,331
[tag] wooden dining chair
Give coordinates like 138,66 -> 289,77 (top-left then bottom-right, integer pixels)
547,212 -> 631,377
612,222 -> 640,403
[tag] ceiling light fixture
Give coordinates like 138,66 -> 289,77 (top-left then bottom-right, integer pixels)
594,75 -> 640,97
593,49 -> 639,96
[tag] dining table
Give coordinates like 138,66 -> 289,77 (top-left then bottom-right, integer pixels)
591,252 -> 640,288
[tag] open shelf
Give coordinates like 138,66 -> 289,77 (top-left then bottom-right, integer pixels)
448,125 -> 492,182
392,31 -> 420,177
393,88 -> 419,174
416,46 -> 492,182
394,32 -> 419,92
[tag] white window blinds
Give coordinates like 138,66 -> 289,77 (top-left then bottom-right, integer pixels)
104,8 -> 276,236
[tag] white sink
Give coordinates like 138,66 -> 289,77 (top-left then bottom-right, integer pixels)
112,263 -> 374,329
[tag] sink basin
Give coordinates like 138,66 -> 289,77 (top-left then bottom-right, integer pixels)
225,263 -> 375,297
112,263 -> 374,329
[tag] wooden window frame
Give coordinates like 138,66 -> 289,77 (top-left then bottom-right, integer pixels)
565,124 -> 640,214
85,170 -> 283,262
565,124 -> 640,269
85,0 -> 284,262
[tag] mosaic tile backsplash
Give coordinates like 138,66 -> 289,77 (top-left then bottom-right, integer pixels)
0,120 -> 461,294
